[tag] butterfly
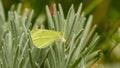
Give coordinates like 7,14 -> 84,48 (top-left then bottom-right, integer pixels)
30,29 -> 65,48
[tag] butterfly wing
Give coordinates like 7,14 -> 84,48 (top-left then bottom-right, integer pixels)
30,29 -> 63,48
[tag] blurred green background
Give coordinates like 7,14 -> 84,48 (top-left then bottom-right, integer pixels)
1,0 -> 120,64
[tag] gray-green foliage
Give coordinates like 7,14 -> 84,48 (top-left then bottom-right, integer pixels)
0,0 -> 100,68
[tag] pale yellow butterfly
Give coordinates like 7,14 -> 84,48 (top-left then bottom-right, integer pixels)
30,29 -> 65,48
